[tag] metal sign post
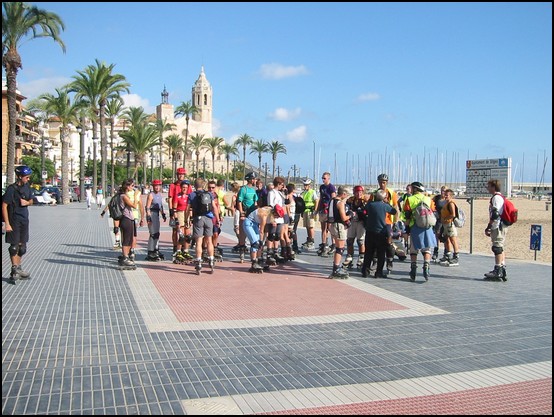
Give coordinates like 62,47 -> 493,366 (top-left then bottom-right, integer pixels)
530,224 -> 542,261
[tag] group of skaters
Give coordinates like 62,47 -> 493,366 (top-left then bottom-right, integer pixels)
226,171 -> 510,282
2,164 -> 511,283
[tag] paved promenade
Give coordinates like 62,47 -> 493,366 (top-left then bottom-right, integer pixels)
2,202 -> 552,415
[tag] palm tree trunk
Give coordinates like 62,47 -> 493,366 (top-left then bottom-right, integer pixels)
258,156 -> 262,177
183,118 -> 189,169
212,154 -> 216,179
110,121 -> 115,196
6,66 -> 18,185
243,147 -> 247,180
226,159 -> 230,185
92,121 -> 99,196
272,157 -> 276,179
100,103 -> 107,198
61,128 -> 70,205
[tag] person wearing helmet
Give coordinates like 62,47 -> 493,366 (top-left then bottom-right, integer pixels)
2,166 -> 34,283
144,179 -> 167,261
343,185 -> 370,270
235,172 -> 258,253
300,179 -> 318,249
402,181 -> 437,282
168,168 -> 190,259
369,173 -> 399,275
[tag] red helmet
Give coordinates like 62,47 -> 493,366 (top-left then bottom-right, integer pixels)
353,185 -> 364,193
152,179 -> 162,186
176,167 -> 186,175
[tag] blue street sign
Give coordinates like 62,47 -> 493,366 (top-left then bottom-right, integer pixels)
530,224 -> 542,251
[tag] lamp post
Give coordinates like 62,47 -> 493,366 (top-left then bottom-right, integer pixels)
70,158 -> 74,185
40,122 -> 46,187
77,122 -> 85,200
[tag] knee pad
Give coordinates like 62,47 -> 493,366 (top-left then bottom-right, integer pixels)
18,244 -> 27,256
8,244 -> 18,257
356,238 -> 364,248
151,232 -> 160,240
492,246 -> 503,255
250,241 -> 260,253
113,226 -> 120,235
421,248 -> 432,255
269,232 -> 278,242
346,238 -> 355,248
335,247 -> 344,255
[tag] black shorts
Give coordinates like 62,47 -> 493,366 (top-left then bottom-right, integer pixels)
120,217 -> 136,247
5,218 -> 29,245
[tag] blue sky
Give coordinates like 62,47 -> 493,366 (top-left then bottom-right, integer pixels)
10,2 -> 553,185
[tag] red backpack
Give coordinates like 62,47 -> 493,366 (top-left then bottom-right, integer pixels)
494,194 -> 518,226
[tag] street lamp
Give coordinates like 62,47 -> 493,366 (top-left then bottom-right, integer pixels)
39,122 -> 47,187
92,134 -> 99,196
77,119 -> 86,201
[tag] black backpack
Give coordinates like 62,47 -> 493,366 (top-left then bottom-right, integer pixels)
108,194 -> 124,220
193,190 -> 213,216
294,195 -> 306,213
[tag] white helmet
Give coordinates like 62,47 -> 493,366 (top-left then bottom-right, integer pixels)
303,178 -> 312,185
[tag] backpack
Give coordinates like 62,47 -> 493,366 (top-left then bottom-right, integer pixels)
193,190 -> 213,216
497,195 -> 518,225
108,194 -> 124,221
413,198 -> 437,229
294,195 -> 306,214
453,204 -> 466,228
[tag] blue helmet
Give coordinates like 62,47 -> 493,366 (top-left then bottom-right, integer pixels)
15,165 -> 33,177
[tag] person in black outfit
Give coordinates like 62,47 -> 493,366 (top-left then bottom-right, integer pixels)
2,166 -> 34,283
362,189 -> 397,278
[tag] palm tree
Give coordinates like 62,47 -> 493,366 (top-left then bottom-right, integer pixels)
174,101 -> 198,168
204,137 -> 225,177
2,2 -> 65,185
267,140 -> 287,179
118,123 -> 159,186
106,97 -> 124,195
235,133 -> 253,180
250,139 -> 268,178
36,88 -> 80,204
70,59 -> 129,195
69,64 -> 101,195
92,60 -> 130,195
154,118 -> 175,180
164,134 -> 183,178
219,143 -> 239,184
189,133 -> 206,177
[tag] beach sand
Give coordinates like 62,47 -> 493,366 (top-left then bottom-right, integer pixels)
453,197 -> 551,264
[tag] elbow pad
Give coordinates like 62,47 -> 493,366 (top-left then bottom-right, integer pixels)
490,208 -> 500,220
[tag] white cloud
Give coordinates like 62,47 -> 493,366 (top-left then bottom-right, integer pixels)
357,92 -> 381,102
258,63 -> 309,80
121,93 -> 155,114
285,125 -> 307,142
18,76 -> 73,100
269,107 -> 302,121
